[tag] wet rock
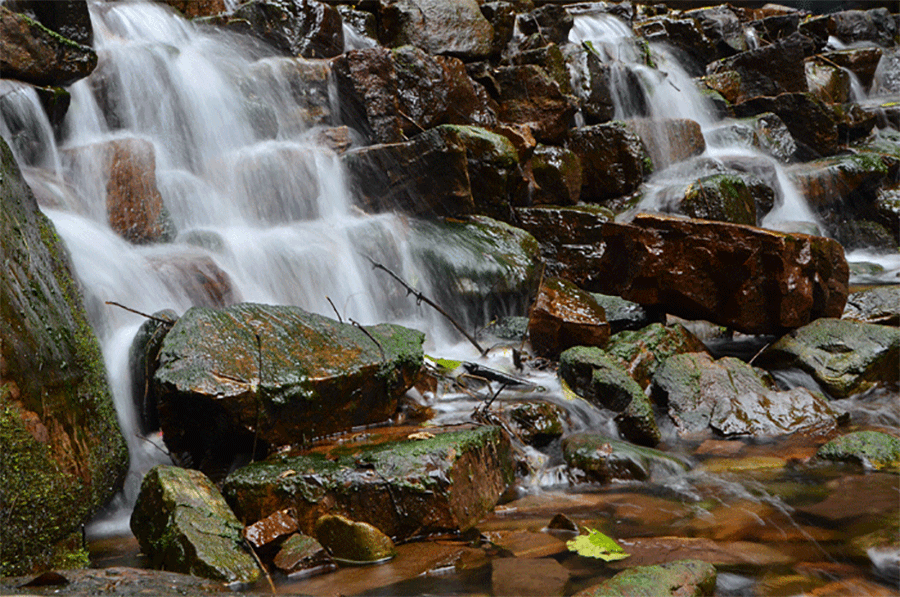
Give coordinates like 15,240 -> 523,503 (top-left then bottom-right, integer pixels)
816,431 -> 900,470
494,64 -> 577,144
527,277 -> 610,359
786,152 -> 897,211
161,0 -> 226,19
129,309 -> 178,435
1,138 -> 128,575
733,93 -> 839,159
706,32 -> 815,102
246,58 -> 333,133
757,318 -> 900,398
223,426 -> 514,541
832,8 -> 897,48
575,559 -> 717,597
315,514 -> 395,563
574,45 -> 648,125
562,433 -> 690,483
627,118 -> 706,171
583,214 -> 850,336
569,122 -> 651,203
273,533 -> 334,576
591,293 -> 663,334
529,144 -> 582,205
332,47 -> 404,145
820,48 -> 883,92
0,6 -> 97,87
652,352 -> 843,438
152,303 -> 424,473
243,508 -> 298,552
492,557 -> 570,597
602,323 -> 708,390
511,43 -> 572,96
684,4 -> 747,58
377,0 -> 493,60
676,173 -> 758,225
230,0 -> 343,59
131,465 -> 260,584
833,219 -> 897,252
517,4 -> 572,46
842,286 -> 900,326
613,536 -> 795,569
148,252 -> 237,309
548,512 -> 579,532
805,59 -> 851,104
408,215 -> 541,331
11,0 -> 93,46
480,2 -> 515,58
635,16 -> 715,75
0,567 -> 228,595
498,400 -> 566,447
559,346 -> 660,446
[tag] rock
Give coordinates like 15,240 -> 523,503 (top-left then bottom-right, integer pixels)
272,533 -> 334,576
242,509 -> 298,551
822,48 -> 883,91
511,43 -> 573,97
559,346 -> 661,446
1,138 -> 128,575
315,514 -> 396,563
527,277 -> 610,359
529,144 -> 582,205
684,4 -> 747,58
230,0 -> 343,58
332,47 -> 404,145
614,535 -> 795,570
498,401 -> 566,447
160,0 -> 226,19
651,352 -> 843,438
129,309 -> 178,435
591,293 -> 663,334
147,252 -> 238,308
706,33 -> 815,102
786,152 -> 897,211
575,46 -> 648,125
246,57 -> 333,133
805,59 -> 851,104
842,286 -> 900,325
492,557 -> 570,597
832,219 -> 897,252
408,215 -> 541,330
635,16 -> 715,75
562,433 -> 690,483
494,64 -> 577,144
223,426 -> 514,541
627,118 -> 706,171
569,122 -> 651,203
152,303 -> 424,473
12,0 -> 93,46
480,2 -> 516,58
603,323 -> 709,389
757,318 -> 900,398
816,431 -> 900,470
832,8 -> 897,47
676,173 -> 758,225
0,6 -> 97,87
733,93 -> 839,159
0,567 -> 228,595
575,559 -> 717,597
130,465 -> 261,584
377,0 -> 493,60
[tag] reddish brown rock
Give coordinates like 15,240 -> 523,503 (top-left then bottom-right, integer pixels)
104,139 -> 175,244
332,47 -> 405,145
528,277 -> 610,359
787,152 -> 898,210
820,48 -> 883,92
568,122 -> 650,203
494,64 -> 577,144
243,509 -> 298,551
804,59 -> 851,105
160,0 -> 226,18
377,0 -> 494,60
272,533 -> 334,576
627,118 -> 706,171
733,93 -> 839,159
147,253 -> 237,309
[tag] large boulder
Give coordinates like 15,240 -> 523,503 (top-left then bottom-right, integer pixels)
229,0 -> 344,58
151,303 -> 424,474
675,173 -> 759,226
528,278 -> 610,359
569,122 -> 651,203
603,323 -> 709,390
377,0 -> 494,60
575,559 -> 717,597
223,426 -> 514,541
786,152 -> 897,211
0,6 -> 97,87
131,465 -> 260,583
1,138 -> 128,575
651,352 -> 844,438
756,318 -> 900,398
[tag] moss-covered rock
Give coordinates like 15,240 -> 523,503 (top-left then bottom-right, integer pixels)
498,400 -> 566,447
130,465 -> 260,584
575,559 -> 717,597
678,174 -> 758,226
842,286 -> 900,326
152,302 -> 424,474
223,426 -> 514,542
128,309 -> 178,435
604,323 -> 709,389
0,137 -> 128,575
816,431 -> 900,470
315,514 -> 396,563
562,433 -> 690,484
529,144 -> 582,206
559,347 -> 660,447
757,318 -> 900,398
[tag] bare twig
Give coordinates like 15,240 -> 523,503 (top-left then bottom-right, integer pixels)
366,256 -> 487,356
397,109 -> 426,133
326,296 -> 343,323
350,318 -> 386,361
242,537 -> 276,594
105,301 -> 174,326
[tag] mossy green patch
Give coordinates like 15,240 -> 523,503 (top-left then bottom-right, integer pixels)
817,431 -> 900,470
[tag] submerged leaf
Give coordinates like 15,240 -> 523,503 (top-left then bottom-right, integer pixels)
567,528 -> 630,561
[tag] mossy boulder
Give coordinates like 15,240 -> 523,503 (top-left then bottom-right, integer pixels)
559,347 -> 660,447
756,318 -> 900,398
1,137 -> 128,575
678,174 -> 758,226
315,514 -> 396,563
575,559 -> 717,597
816,431 -> 900,470
498,400 -> 566,447
223,426 -> 514,541
130,465 -> 260,584
652,352 -> 844,438
603,323 -> 709,389
152,303 -> 424,474
562,433 -> 690,484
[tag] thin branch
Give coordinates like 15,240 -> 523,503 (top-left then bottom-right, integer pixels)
242,537 -> 276,594
350,318 -> 386,361
366,256 -> 486,356
326,296 -> 343,323
105,301 -> 174,326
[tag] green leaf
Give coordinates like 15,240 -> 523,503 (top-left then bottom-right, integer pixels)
567,528 -> 630,561
425,355 -> 463,373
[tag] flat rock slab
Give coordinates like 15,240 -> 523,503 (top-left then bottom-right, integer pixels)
0,567 -> 228,595
575,559 -> 717,597
223,426 -> 514,542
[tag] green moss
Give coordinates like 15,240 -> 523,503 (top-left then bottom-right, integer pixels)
18,11 -> 91,50
817,431 -> 900,469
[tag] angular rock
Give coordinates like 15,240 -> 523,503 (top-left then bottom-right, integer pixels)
676,173 -> 758,225
652,352 -> 843,438
315,514 -> 395,563
230,0 -> 343,59
480,2 -> 515,58
494,64 -> 577,144
273,533 -> 334,576
684,5 -> 746,58
569,122 -> 650,203
331,47 -> 404,145
1,138 -> 128,575
562,433 -> 690,484
152,303 -> 424,473
635,16 -> 715,75
816,431 -> 900,470
0,6 -> 97,87
12,0 -> 93,46
377,0 -> 493,60
243,509 -> 298,551
842,286 -> 900,326
805,59 -> 851,105
147,252 -> 237,308
733,93 -> 839,159
627,118 -> 706,171
223,426 -> 514,541
822,48 -> 883,92
575,46 -> 648,125
786,152 -> 897,211
130,465 -> 260,584
246,57 -> 333,133
575,559 -> 717,597
559,346 -> 660,446
517,4 -> 572,46
498,401 -> 566,448
527,277 -> 610,359
529,144 -> 582,205
129,309 -> 178,435
832,8 -> 897,48
161,0 -> 226,19
756,318 -> 900,398
603,323 -> 710,390
591,293 -> 664,334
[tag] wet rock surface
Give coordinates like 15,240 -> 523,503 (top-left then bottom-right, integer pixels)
842,286 -> 900,325
563,433 -> 691,483
527,277 -> 610,359
575,558 -> 717,597
816,431 -> 900,470
315,514 -> 396,563
603,322 -> 709,389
